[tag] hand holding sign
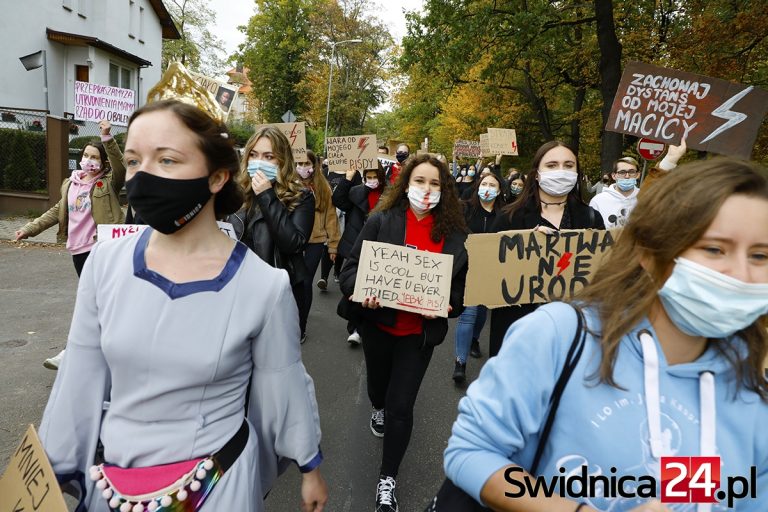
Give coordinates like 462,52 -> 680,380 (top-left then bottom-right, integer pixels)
352,241 -> 454,317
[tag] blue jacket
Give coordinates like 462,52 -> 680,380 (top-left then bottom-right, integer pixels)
445,301 -> 768,510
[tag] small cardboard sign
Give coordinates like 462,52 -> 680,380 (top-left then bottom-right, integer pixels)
188,70 -> 239,120
479,133 -> 490,157
74,81 -> 135,126
255,122 -> 307,161
0,425 -> 68,512
97,222 -> 238,241
464,229 -> 616,307
487,128 -> 519,156
352,241 -> 453,317
606,61 -> 768,159
453,140 -> 481,159
325,134 -> 378,172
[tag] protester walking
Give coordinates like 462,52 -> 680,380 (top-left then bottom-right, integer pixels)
441,157 -> 768,512
15,119 -> 125,370
339,154 -> 468,512
39,99 -> 327,512
488,141 -> 604,358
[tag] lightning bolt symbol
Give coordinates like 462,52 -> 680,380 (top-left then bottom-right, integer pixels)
556,252 -> 573,276
357,137 -> 369,159
289,125 -> 298,147
700,85 -> 754,144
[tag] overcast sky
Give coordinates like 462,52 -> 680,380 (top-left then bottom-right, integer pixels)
206,0 -> 423,58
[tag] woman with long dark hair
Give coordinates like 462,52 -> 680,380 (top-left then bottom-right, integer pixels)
339,154 -> 468,512
488,141 -> 604,357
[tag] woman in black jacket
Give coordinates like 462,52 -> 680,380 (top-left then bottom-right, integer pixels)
332,161 -> 386,344
228,126 -> 315,335
452,173 -> 505,383
339,154 -> 467,512
488,140 -> 604,357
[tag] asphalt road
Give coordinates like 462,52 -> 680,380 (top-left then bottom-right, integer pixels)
0,241 -> 490,511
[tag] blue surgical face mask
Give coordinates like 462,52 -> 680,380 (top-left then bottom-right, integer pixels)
247,159 -> 279,181
658,257 -> 768,338
478,186 -> 498,202
616,178 -> 637,191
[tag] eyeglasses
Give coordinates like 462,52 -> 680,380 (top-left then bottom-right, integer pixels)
614,170 -> 639,178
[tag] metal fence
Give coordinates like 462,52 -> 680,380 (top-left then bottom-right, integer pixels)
0,107 -> 48,192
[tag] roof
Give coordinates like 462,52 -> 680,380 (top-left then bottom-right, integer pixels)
47,28 -> 153,67
226,66 -> 252,94
147,0 -> 182,40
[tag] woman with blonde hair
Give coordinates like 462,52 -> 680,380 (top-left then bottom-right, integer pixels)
441,158 -> 768,511
297,149 -> 340,343
228,125 -> 315,321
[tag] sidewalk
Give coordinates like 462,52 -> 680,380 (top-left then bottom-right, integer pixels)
0,216 -> 59,244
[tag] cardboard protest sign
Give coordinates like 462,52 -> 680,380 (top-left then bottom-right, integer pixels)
0,425 -> 67,512
606,61 -> 768,159
97,222 -> 237,241
464,229 -> 616,307
488,128 -> 519,156
326,134 -> 378,172
188,71 -> 239,120
255,122 -> 307,161
352,241 -> 453,317
453,139 -> 481,159
74,81 -> 135,126
479,133 -> 490,157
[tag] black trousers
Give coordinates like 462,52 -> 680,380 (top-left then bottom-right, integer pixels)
301,243 -> 326,335
320,250 -> 344,281
488,303 -> 539,357
72,251 -> 90,277
360,322 -> 434,478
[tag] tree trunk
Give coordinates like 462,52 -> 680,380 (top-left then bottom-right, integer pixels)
570,87 -> 586,153
594,0 -> 623,172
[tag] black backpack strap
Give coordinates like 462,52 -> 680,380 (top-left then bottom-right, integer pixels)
530,305 -> 587,475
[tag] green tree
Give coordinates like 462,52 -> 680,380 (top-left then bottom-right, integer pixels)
239,0 -> 314,123
162,0 -> 225,74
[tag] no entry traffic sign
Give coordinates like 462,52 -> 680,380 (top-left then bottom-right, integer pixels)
637,138 -> 666,160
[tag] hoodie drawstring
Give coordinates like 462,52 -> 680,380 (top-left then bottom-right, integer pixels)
639,331 -> 717,512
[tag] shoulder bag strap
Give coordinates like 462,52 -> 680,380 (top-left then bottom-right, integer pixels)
530,305 -> 587,475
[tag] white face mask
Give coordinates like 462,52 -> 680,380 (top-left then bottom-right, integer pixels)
296,165 -> 314,179
407,188 -> 441,214
365,178 -> 379,189
537,170 -> 577,197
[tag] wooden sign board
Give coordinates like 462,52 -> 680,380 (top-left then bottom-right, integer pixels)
0,425 -> 67,512
479,133 -> 490,157
464,229 -> 616,307
487,128 -> 519,156
606,61 -> 768,159
352,241 -> 453,317
326,134 -> 378,173
255,122 -> 307,161
453,139 -> 481,159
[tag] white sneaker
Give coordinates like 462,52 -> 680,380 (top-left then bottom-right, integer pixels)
43,349 -> 65,370
347,330 -> 362,345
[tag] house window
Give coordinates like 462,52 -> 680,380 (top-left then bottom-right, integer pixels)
128,0 -> 136,38
109,63 -> 133,90
139,6 -> 145,42
62,0 -> 73,10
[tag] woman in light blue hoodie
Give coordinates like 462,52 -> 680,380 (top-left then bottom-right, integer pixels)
444,158 -> 768,511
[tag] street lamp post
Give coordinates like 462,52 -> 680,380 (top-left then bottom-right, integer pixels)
323,39 -> 362,157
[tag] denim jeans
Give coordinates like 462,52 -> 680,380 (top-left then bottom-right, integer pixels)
454,305 -> 487,363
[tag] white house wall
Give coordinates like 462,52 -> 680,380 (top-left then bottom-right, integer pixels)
0,0 -> 165,115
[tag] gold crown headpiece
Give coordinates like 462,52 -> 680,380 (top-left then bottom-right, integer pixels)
146,61 -> 226,123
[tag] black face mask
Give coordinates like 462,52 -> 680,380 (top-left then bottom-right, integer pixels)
396,151 -> 409,164
126,172 -> 212,234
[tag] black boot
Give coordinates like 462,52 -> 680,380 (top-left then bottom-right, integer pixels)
452,360 -> 466,383
470,338 -> 482,358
